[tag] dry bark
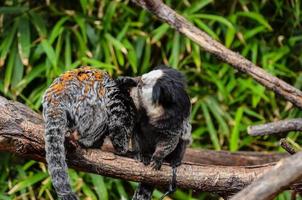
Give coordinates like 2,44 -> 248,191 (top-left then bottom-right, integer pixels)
248,119 -> 302,136
230,151 -> 302,200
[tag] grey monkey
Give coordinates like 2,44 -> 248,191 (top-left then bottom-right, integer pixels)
42,66 -> 137,200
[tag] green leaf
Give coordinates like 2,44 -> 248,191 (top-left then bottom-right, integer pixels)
8,172 -> 48,194
193,18 -> 219,40
41,40 -> 58,73
90,174 -> 108,200
117,21 -> 130,41
230,107 -> 244,151
184,0 -> 213,14
193,14 -> 235,29
243,26 -> 266,40
151,24 -> 170,43
64,31 -> 72,68
74,15 -> 87,44
0,19 -> 18,67
29,10 -> 47,37
123,39 -> 138,73
18,16 -> 31,66
82,184 -> 97,200
192,43 -> 201,68
205,97 -> 230,137
103,1 -> 117,31
0,6 -> 27,14
237,12 -> 273,31
169,32 -> 180,67
79,0 -> 88,14
141,39 -> 151,73
115,180 -> 128,199
105,33 -> 127,54
201,103 -> 221,150
81,57 -> 115,73
15,64 -> 46,94
11,49 -> 24,91
49,16 -> 69,44
4,42 -> 17,94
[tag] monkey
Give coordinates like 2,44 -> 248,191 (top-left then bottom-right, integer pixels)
120,65 -> 192,200
42,66 -> 137,200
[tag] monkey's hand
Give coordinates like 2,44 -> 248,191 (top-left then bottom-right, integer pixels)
150,155 -> 163,170
65,130 -> 81,150
138,154 -> 152,166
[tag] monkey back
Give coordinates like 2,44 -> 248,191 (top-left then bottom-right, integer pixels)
43,66 -> 112,107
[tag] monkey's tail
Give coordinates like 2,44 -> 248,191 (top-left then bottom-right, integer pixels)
159,167 -> 177,200
43,107 -> 78,200
132,183 -> 154,200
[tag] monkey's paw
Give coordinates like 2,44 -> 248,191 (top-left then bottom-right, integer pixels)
114,148 -> 128,156
141,156 -> 151,166
59,192 -> 79,200
150,156 -> 163,170
135,154 -> 151,165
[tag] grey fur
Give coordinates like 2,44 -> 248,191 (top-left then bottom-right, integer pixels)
42,67 -> 136,200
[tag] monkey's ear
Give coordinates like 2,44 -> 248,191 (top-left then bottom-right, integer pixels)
152,83 -> 173,106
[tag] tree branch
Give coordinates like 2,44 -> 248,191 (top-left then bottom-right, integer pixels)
131,0 -> 302,110
0,95 -> 293,197
248,119 -> 302,136
230,151 -> 302,200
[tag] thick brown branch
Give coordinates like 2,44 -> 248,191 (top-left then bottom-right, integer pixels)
0,96 -> 293,197
248,119 -> 302,136
132,0 -> 302,109
230,151 -> 302,200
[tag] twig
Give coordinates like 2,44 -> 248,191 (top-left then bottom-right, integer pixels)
230,151 -> 302,200
280,138 -> 302,197
280,138 -> 297,155
248,119 -> 302,136
132,0 -> 302,109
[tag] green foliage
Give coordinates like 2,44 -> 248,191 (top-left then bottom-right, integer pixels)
0,0 -> 302,199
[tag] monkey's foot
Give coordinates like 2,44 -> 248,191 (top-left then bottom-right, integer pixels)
150,156 -> 163,170
58,192 -> 79,200
65,133 -> 80,151
123,149 -> 138,158
114,148 -> 129,156
137,154 -> 151,165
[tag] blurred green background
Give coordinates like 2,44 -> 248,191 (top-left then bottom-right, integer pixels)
0,0 -> 302,199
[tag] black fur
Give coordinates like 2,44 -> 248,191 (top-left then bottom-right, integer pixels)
129,65 -> 192,200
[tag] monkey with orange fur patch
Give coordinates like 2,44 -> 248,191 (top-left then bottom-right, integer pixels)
43,67 -> 137,200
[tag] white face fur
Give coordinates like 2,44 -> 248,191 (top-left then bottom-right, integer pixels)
130,69 -> 165,121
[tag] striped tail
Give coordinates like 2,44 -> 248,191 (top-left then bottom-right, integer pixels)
43,108 -> 78,200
